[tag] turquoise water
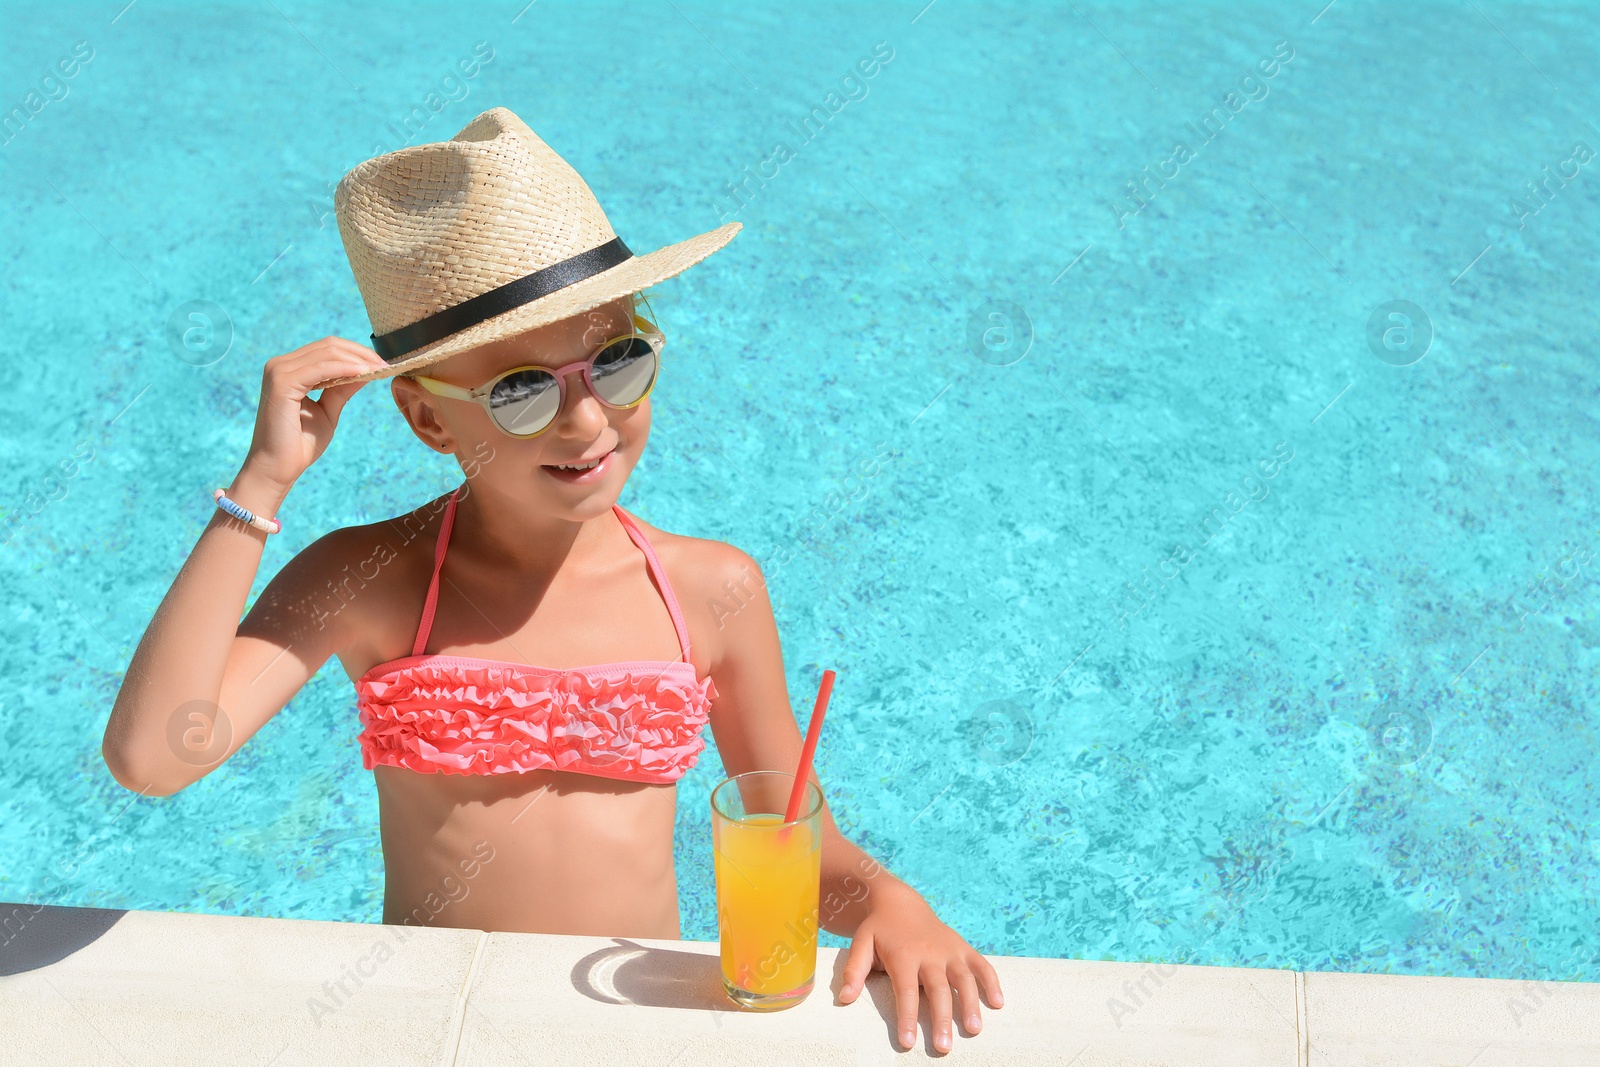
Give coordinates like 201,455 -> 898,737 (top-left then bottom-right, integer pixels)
2,1 -> 1597,983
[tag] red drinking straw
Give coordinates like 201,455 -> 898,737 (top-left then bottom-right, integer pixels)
782,669 -> 836,826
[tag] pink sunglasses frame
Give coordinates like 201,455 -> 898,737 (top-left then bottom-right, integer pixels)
412,308 -> 663,439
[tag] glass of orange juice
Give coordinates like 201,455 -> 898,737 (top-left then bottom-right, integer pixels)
711,770 -> 824,1011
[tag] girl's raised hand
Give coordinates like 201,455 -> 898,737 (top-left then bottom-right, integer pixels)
243,337 -> 389,492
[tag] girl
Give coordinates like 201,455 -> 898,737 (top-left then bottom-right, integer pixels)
102,107 -> 1002,1053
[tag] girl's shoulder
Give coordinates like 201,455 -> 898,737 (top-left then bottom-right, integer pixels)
259,499 -> 447,670
305,495 -> 448,578
256,496 -> 442,606
621,515 -> 771,660
622,514 -> 764,595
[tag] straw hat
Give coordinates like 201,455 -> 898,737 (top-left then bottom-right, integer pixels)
316,106 -> 740,388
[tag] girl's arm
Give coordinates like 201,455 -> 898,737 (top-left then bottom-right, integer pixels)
102,338 -> 388,795
704,546 -> 1004,1052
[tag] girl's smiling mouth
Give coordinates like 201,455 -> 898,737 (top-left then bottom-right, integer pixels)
541,447 -> 615,484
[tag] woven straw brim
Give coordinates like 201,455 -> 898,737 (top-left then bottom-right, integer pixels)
316,220 -> 740,389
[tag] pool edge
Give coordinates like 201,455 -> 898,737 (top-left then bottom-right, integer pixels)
0,902 -> 1594,1064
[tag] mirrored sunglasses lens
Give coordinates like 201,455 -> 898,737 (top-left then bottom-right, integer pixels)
590,338 -> 658,406
489,369 -> 560,435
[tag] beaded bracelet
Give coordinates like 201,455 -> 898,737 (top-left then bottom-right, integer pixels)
213,488 -> 282,534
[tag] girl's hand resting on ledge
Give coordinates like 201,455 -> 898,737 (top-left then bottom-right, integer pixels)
696,541 -> 1002,1052
837,883 -> 1005,1053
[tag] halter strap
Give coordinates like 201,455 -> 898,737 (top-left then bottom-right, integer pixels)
410,488 -> 462,657
409,486 -> 692,662
611,504 -> 693,663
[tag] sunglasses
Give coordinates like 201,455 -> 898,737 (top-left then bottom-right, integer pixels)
413,304 -> 664,439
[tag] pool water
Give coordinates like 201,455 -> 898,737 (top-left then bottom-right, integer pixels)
2,1 -> 1596,983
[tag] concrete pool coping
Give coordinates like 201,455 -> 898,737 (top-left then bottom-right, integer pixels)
1,902 -> 1594,1065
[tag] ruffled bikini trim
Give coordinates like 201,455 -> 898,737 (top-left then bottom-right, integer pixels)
355,662 -> 718,782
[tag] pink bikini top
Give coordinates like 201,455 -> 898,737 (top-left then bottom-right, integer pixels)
355,485 -> 718,784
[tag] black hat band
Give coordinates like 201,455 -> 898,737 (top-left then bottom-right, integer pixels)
371,236 -> 634,362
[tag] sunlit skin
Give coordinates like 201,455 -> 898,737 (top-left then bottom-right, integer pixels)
365,296 -> 690,940
105,295 -> 1004,1053
373,295 -> 1005,1049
